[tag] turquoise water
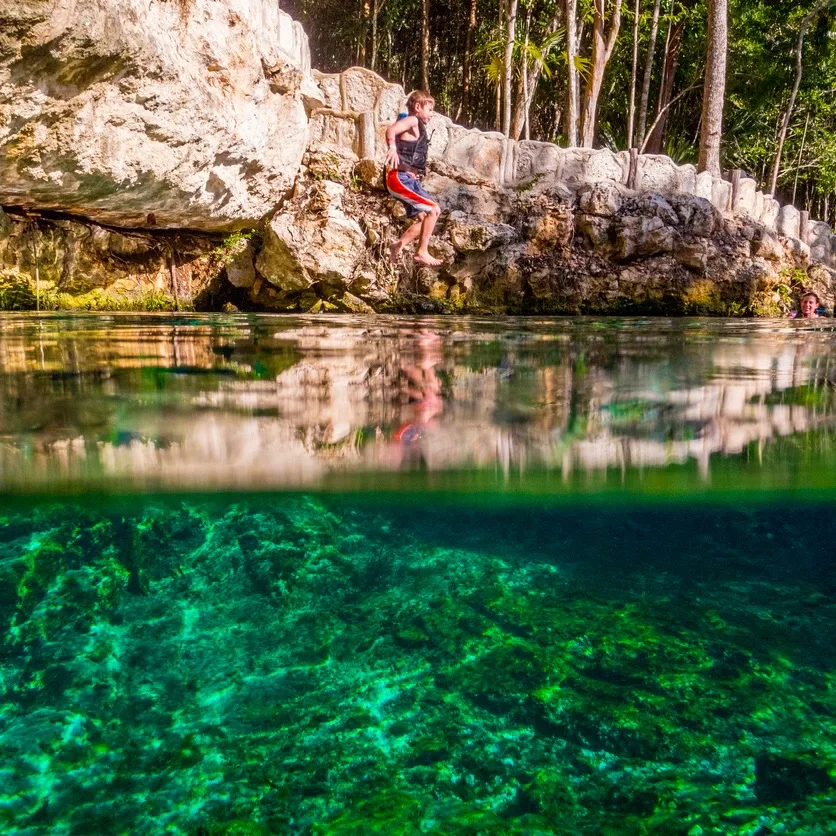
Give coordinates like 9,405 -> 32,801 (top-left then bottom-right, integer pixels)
0,314 -> 834,834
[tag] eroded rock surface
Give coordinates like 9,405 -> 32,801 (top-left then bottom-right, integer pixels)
0,0 -> 314,229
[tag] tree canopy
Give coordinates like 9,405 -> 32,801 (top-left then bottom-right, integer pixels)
285,0 -> 836,221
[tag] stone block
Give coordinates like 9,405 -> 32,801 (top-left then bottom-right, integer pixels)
340,67 -> 381,114
377,83 -> 404,123
711,178 -> 731,213
678,164 -> 697,194
445,126 -> 485,172
471,135 -> 505,182
308,112 -> 358,156
759,197 -> 780,228
776,205 -> 800,239
313,71 -> 342,109
695,171 -> 714,201
585,149 -> 626,185
515,141 -> 562,182
637,155 -> 680,194
426,114 -> 451,160
734,177 -> 758,216
560,148 -> 595,188
809,221 -> 833,264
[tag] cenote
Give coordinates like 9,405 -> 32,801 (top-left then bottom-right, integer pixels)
0,313 -> 834,835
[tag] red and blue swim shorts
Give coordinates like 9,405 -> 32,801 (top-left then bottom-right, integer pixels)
386,170 -> 438,219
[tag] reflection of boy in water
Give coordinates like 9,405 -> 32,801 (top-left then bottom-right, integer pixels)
395,330 -> 443,458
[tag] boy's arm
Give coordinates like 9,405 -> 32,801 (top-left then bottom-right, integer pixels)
384,115 -> 418,170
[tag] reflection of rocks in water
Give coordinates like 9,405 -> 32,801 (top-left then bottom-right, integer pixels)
1,316 -> 836,490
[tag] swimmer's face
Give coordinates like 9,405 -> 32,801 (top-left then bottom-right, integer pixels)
800,295 -> 819,318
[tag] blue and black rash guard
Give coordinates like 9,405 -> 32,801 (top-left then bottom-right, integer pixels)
396,119 -> 428,174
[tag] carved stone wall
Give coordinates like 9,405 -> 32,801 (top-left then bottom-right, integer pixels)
309,67 -> 834,271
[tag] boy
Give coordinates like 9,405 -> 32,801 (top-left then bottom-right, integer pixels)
384,90 -> 442,267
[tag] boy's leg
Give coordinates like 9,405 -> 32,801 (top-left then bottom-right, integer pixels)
389,217 -> 424,263
414,204 -> 442,267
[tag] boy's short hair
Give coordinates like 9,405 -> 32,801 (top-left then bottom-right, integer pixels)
405,90 -> 434,113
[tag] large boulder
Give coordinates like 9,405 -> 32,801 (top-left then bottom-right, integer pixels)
255,181 -> 366,292
0,0 -> 316,229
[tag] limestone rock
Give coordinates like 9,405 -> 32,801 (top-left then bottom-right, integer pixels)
577,215 -> 613,249
447,211 -> 517,253
256,194 -> 366,292
335,292 -> 375,314
226,241 -> 256,289
751,230 -> 783,262
354,159 -> 383,188
616,216 -> 680,260
0,0 -> 312,229
525,205 -> 574,253
669,195 -> 718,238
674,242 -> 710,273
579,182 -> 622,217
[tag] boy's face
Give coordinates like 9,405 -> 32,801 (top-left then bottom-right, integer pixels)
414,101 -> 434,124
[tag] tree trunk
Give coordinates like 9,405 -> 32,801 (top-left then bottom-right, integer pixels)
421,0 -> 430,92
697,0 -> 727,175
627,0 -> 641,147
460,0 -> 478,122
768,0 -> 833,196
502,0 -> 519,137
564,0 -> 579,146
637,0 -> 661,146
370,0 -> 383,73
645,12 -> 685,153
522,5 -> 531,139
581,0 -> 623,148
511,12 -> 560,140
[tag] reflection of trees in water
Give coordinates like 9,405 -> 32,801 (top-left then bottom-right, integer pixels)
1,317 -> 836,488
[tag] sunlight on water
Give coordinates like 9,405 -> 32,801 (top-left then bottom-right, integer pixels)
0,314 -> 834,834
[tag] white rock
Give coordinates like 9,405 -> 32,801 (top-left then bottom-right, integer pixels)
637,155 -> 680,194
734,178 -> 758,216
776,205 -> 800,239
256,197 -> 366,291
809,221 -> 833,264
0,0 -> 313,229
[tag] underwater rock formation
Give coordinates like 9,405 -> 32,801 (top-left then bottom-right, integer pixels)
0,498 -> 833,833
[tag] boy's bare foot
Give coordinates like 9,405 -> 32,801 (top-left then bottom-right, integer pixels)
389,241 -> 403,264
414,251 -> 443,268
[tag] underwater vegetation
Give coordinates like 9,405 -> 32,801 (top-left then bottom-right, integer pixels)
0,497 -> 833,835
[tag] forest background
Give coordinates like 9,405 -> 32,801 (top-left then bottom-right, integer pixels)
285,0 -> 836,224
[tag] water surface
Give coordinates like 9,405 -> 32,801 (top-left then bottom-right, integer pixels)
0,314 -> 833,834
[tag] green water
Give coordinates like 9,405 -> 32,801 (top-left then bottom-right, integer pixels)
0,314 -> 834,834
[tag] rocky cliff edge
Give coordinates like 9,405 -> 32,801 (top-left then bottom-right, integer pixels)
0,1 -> 832,314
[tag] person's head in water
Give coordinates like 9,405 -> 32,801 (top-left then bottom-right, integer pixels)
799,292 -> 821,319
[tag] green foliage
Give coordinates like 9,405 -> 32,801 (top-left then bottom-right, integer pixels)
286,0 -> 836,221
0,270 -> 183,312
214,229 -> 257,268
